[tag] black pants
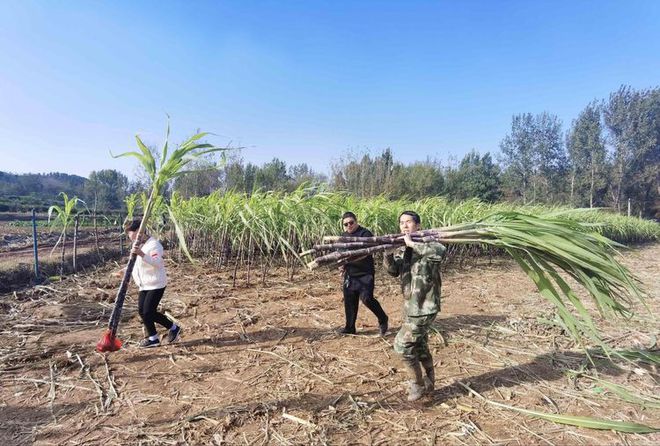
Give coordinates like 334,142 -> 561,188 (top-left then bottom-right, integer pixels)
138,287 -> 172,337
343,274 -> 388,331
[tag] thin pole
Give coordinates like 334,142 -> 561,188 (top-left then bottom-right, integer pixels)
32,209 -> 40,282
73,215 -> 79,272
93,211 -> 100,258
119,213 -> 124,257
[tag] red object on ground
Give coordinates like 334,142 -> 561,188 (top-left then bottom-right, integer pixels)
96,330 -> 123,352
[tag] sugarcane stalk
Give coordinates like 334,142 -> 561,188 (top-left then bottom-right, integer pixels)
304,235 -> 440,257
307,242 -> 402,269
107,187 -> 157,337
322,231 -> 432,244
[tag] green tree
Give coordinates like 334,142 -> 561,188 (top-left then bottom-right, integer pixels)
288,163 -> 327,189
446,150 -> 501,202
254,158 -> 290,192
603,86 -> 660,217
500,112 -> 566,203
331,148 -> 398,197
172,155 -> 221,198
390,160 -> 444,200
86,169 -> 129,210
567,102 -> 607,208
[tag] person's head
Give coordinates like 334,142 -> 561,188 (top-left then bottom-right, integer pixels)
341,211 -> 359,234
123,217 -> 145,242
399,211 -> 421,234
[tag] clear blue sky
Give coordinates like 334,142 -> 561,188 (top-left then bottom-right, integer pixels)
1,1 -> 659,179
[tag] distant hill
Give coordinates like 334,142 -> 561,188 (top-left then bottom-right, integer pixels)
0,171 -> 87,212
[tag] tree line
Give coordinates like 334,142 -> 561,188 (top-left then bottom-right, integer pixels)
1,85 -> 657,217
334,85 -> 659,217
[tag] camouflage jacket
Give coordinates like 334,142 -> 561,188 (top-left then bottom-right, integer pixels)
384,242 -> 446,316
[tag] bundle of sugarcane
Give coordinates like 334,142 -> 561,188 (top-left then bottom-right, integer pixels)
301,211 -> 647,348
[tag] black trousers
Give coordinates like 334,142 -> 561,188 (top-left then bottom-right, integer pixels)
138,287 -> 172,337
343,274 -> 388,331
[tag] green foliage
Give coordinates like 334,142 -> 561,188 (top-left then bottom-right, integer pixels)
500,112 -> 568,203
567,101 -> 608,208
86,169 -> 129,210
0,171 -> 87,212
111,122 -> 231,259
47,192 -> 84,231
445,150 -> 501,202
47,192 -> 86,261
254,158 -> 290,192
167,189 -> 659,263
604,86 -> 660,218
172,156 -> 221,199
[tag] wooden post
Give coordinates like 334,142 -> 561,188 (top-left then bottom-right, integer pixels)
32,209 -> 40,283
73,215 -> 79,272
93,211 -> 100,258
60,221 -> 66,278
119,213 -> 124,257
627,198 -> 631,217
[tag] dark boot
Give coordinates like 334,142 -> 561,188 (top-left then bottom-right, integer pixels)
421,357 -> 435,392
402,358 -> 425,401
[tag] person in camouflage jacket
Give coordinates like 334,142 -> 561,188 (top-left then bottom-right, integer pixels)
385,211 -> 446,401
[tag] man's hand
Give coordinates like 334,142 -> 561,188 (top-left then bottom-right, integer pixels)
403,233 -> 415,248
338,265 -> 345,277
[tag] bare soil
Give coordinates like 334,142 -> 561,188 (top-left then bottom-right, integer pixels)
0,245 -> 658,445
0,222 -> 121,261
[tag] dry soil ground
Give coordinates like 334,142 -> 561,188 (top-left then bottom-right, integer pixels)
0,244 -> 658,445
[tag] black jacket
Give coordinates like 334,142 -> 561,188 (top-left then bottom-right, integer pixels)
342,226 -> 375,277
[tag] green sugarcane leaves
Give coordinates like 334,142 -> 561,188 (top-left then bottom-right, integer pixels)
113,122 -> 234,261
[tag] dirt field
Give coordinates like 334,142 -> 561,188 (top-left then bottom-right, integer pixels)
0,221 -> 122,264
0,244 -> 658,445
0,221 -> 124,292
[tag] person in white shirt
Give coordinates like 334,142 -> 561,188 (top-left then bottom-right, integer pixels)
123,218 -> 181,348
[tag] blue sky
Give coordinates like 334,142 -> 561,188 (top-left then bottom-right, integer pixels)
1,1 -> 659,179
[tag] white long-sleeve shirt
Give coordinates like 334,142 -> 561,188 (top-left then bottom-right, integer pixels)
131,236 -> 167,291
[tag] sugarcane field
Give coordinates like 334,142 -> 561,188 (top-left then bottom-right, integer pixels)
1,189 -> 659,445
3,3 -> 660,445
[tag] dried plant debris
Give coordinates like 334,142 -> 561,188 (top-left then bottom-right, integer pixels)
0,244 -> 658,445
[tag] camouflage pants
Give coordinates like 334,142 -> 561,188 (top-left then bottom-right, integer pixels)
393,313 -> 437,361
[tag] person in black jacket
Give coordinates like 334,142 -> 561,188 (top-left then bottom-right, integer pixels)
339,212 -> 389,335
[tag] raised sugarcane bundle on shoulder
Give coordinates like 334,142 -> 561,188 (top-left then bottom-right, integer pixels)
301,211 -> 648,349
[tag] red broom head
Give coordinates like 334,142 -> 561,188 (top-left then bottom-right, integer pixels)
96,330 -> 123,352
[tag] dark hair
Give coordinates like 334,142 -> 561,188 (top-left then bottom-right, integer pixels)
399,210 -> 421,224
342,211 -> 357,221
123,217 -> 142,233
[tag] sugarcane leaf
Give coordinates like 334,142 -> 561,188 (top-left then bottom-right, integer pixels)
161,116 -> 170,167
459,382 -> 659,433
167,205 -> 194,263
135,135 -> 157,178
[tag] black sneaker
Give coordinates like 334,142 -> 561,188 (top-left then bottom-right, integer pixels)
379,316 -> 389,336
166,325 -> 181,343
338,327 -> 356,335
139,337 -> 160,348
